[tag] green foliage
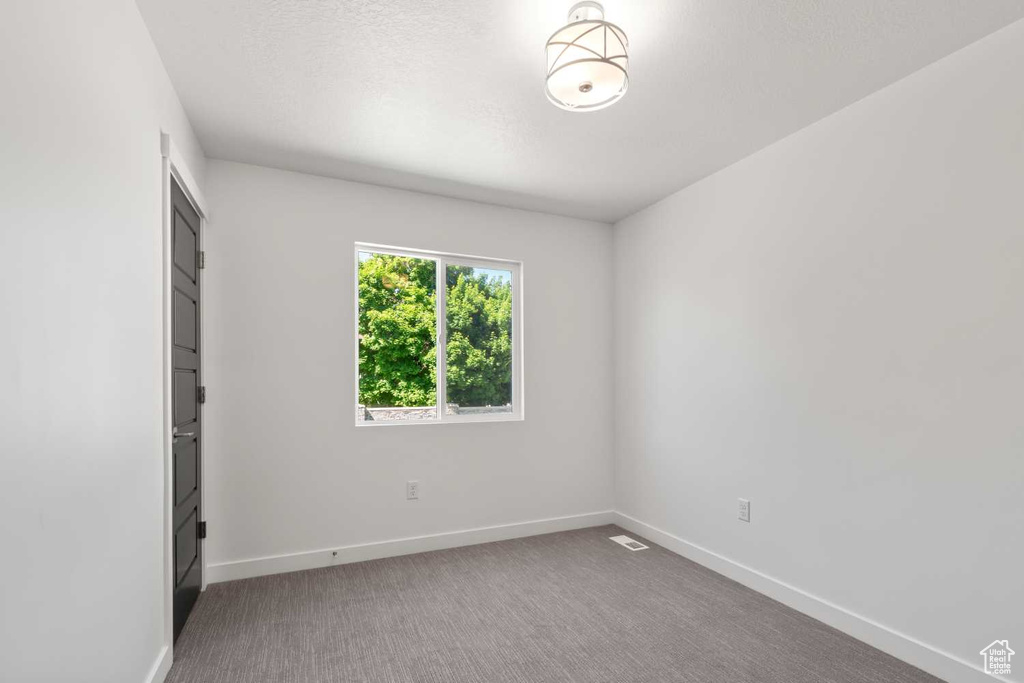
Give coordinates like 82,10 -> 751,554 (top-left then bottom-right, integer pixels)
445,269 -> 512,407
358,254 -> 512,408
357,254 -> 437,406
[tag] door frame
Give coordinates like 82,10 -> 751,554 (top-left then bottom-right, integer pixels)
159,132 -> 208,673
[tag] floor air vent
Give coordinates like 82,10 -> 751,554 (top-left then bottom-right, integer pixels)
609,535 -> 649,551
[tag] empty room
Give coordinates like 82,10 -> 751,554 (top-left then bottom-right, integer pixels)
2,1 -> 1022,682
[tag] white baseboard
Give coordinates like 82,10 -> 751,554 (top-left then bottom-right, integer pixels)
613,512 -> 997,683
144,644 -> 171,683
207,510 -> 616,584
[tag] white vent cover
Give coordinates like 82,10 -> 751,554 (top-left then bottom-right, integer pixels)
609,534 -> 648,551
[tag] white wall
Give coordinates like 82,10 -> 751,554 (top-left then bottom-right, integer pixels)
613,19 -> 1024,683
203,160 -> 614,575
0,2 -> 205,682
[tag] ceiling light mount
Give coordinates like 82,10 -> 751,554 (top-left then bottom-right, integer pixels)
546,2 -> 629,112
568,1 -> 605,22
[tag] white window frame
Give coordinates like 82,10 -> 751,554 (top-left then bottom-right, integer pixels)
354,243 -> 524,426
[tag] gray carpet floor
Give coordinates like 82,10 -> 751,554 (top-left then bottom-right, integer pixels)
167,525 -> 944,683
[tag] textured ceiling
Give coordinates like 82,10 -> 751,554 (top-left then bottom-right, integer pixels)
137,0 -> 1024,223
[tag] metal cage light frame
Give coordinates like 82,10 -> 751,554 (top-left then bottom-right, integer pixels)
545,2 -> 629,112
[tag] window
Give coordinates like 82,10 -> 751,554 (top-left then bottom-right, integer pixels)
355,244 -> 522,425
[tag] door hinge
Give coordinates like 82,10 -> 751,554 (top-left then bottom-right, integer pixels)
197,250 -> 206,270
198,386 -> 207,404
198,521 -> 207,540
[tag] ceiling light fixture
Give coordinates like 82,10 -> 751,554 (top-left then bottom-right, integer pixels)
546,2 -> 629,112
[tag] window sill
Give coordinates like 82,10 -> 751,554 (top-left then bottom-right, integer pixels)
354,414 -> 524,428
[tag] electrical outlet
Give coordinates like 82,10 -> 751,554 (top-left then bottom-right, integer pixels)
738,498 -> 750,522
407,480 -> 419,500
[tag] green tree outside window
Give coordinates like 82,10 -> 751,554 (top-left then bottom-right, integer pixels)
357,253 -> 513,409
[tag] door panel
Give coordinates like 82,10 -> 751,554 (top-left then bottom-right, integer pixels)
174,370 -> 197,426
175,509 -> 199,583
173,212 -> 197,281
173,291 -> 197,349
174,440 -> 198,506
171,178 -> 203,642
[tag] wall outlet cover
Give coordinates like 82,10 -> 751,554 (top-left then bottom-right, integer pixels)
738,498 -> 750,522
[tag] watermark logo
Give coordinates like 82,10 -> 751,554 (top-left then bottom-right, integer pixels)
980,640 -> 1014,676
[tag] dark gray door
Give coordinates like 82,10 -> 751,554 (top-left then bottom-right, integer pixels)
171,178 -> 203,641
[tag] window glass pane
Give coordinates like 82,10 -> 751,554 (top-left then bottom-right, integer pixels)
357,252 -> 437,422
445,264 -> 513,416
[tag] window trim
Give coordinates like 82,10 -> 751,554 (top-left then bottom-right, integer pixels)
354,242 -> 524,426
